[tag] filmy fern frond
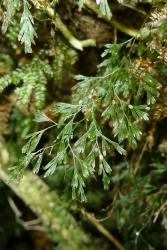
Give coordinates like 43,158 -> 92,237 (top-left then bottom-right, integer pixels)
0,57 -> 53,108
18,0 -> 37,53
19,40 -> 162,201
2,0 -> 20,33
21,102 -> 125,202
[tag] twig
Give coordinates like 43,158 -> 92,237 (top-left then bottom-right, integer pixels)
46,7 -> 96,50
84,0 -> 138,37
153,200 -> 167,223
133,140 -> 147,174
85,0 -> 167,39
8,197 -> 44,230
81,208 -> 125,250
133,125 -> 155,174
31,0 -> 167,41
31,0 -> 96,50
8,196 -> 22,218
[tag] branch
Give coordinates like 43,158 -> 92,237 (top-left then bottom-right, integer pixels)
31,0 -> 167,42
46,7 -> 96,50
80,208 -> 126,250
85,0 -> 167,39
30,0 -> 96,50
84,0 -> 138,37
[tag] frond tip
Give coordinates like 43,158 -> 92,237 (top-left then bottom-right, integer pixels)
18,0 -> 37,53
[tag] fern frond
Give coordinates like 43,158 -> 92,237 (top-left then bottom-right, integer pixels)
2,0 -> 20,33
18,0 -> 37,53
21,39 -> 162,201
0,57 -> 53,108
